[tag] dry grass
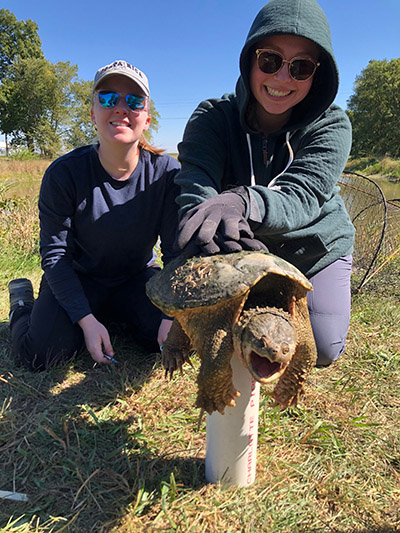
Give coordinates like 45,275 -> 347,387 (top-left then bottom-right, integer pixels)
0,194 -> 41,318
0,158 -> 51,199
0,196 -> 40,255
0,159 -> 51,178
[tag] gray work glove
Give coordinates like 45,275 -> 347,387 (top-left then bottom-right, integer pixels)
175,192 -> 268,255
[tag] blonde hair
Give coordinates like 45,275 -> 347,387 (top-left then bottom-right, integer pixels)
139,134 -> 165,155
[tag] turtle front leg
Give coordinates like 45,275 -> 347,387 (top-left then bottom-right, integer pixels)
196,328 -> 240,415
272,340 -> 315,407
182,310 -> 240,415
161,319 -> 193,379
273,299 -> 317,407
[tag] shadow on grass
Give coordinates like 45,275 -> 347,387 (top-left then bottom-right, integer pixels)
0,319 -> 206,531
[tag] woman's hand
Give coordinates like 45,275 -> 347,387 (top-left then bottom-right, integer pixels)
78,313 -> 115,364
175,192 -> 268,255
175,193 -> 247,251
157,318 -> 173,348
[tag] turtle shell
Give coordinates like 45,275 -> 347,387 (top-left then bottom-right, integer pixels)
146,250 -> 312,317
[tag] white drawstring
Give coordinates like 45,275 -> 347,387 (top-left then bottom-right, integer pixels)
246,134 -> 256,186
246,131 -> 294,190
267,131 -> 294,191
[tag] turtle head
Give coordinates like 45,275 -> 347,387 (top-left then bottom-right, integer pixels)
239,308 -> 297,384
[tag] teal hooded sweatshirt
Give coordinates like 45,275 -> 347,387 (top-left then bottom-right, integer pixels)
176,0 -> 354,277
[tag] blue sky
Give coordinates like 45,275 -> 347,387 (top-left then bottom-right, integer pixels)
2,0 -> 399,152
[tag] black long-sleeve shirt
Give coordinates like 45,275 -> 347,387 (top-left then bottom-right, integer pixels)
39,145 -> 180,323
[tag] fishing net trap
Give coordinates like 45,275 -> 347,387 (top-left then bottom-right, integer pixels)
338,170 -> 400,293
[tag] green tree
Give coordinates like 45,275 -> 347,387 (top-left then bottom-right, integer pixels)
1,57 -> 78,157
0,57 -> 50,151
146,100 -> 160,143
347,58 -> 400,158
0,9 -> 44,153
65,79 -> 96,149
0,9 -> 43,80
36,61 -> 78,157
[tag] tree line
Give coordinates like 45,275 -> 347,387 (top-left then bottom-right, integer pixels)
0,9 -> 399,159
347,58 -> 400,159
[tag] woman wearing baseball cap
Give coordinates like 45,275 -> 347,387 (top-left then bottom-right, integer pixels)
8,60 -> 180,370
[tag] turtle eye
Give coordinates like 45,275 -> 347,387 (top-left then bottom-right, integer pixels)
259,336 -> 269,348
281,343 -> 290,355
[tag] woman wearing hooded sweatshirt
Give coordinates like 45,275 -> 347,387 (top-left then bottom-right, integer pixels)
174,0 -> 355,367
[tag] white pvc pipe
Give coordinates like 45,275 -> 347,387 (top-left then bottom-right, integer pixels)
205,352 -> 260,487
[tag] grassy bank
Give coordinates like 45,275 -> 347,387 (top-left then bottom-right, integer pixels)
346,156 -> 400,181
0,160 -> 399,532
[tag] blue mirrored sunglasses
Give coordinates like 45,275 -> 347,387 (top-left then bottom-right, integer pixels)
97,91 -> 148,111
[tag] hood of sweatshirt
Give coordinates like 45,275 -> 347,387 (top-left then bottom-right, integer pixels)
236,0 -> 339,134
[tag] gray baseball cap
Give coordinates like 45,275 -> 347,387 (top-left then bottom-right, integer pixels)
93,60 -> 150,97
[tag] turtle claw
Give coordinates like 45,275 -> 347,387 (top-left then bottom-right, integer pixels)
165,367 -> 175,381
162,347 -> 193,381
196,408 -> 206,431
272,386 -> 304,408
196,384 -> 240,415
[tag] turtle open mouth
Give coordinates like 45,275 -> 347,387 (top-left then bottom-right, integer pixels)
247,350 -> 288,383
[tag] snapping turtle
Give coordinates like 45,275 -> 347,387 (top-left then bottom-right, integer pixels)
146,251 -> 317,414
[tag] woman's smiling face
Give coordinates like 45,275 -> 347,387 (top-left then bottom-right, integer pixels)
250,34 -> 319,129
91,74 -> 151,147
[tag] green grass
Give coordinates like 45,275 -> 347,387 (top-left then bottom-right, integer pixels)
1,165 -> 399,532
